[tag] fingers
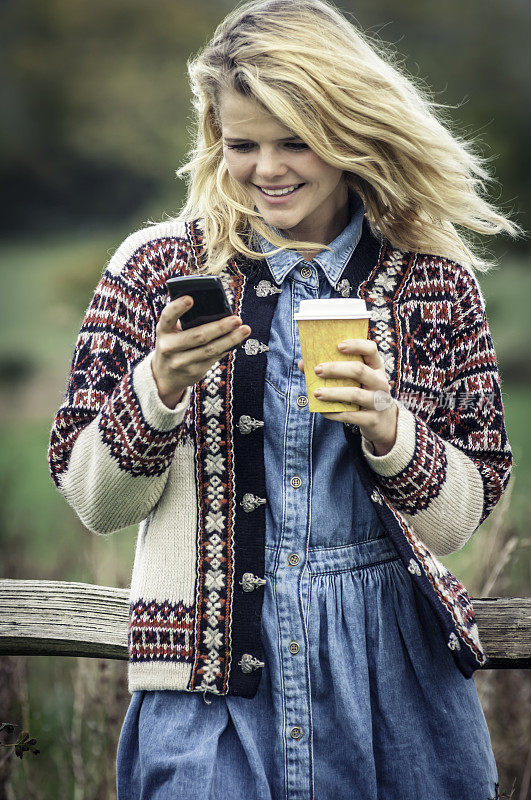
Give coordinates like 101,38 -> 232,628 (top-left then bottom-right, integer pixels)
313,385 -> 380,409
181,323 -> 251,364
153,314 -> 251,401
336,338 -> 384,371
297,359 -> 304,373
157,298 -> 245,353
314,359 -> 388,390
177,314 -> 246,353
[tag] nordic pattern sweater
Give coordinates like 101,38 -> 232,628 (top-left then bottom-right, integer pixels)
47,216 -> 513,699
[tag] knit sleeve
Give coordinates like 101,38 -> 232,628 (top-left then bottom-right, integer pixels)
47,233 -> 193,535
359,264 -> 513,557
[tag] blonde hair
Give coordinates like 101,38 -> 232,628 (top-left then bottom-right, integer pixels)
175,0 -> 523,274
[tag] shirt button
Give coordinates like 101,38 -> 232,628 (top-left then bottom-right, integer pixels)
288,641 -> 300,655
287,553 -> 300,566
290,475 -> 302,489
300,266 -> 312,279
290,726 -> 303,740
296,395 -> 308,408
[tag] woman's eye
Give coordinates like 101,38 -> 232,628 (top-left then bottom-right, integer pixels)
226,142 -> 308,151
226,143 -> 254,152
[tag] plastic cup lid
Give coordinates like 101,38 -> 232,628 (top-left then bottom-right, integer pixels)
294,298 -> 371,320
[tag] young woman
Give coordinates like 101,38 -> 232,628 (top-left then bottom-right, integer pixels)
48,1 -> 522,797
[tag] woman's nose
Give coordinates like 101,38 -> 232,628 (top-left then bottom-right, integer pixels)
254,150 -> 288,179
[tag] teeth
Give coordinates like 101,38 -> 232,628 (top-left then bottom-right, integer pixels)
259,184 -> 301,196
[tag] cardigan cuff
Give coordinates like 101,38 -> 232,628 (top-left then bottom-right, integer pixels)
361,400 -> 416,477
132,351 -> 192,432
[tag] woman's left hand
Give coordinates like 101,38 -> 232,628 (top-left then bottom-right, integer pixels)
297,338 -> 398,456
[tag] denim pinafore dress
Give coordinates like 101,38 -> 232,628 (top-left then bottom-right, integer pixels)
116,200 -> 499,800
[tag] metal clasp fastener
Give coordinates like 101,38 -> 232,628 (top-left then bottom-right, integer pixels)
370,488 -> 383,505
447,632 -> 461,651
407,558 -> 421,576
336,278 -> 351,297
237,415 -> 265,435
255,280 -> 281,297
240,572 -> 267,592
240,493 -> 267,513
243,339 -> 269,356
238,653 -> 265,673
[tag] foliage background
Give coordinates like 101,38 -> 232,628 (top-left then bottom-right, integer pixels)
0,0 -> 530,797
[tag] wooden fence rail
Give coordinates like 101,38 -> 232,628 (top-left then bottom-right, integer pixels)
1,580 -> 530,668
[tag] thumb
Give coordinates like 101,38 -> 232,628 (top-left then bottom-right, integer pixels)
161,296 -> 193,332
297,359 -> 304,373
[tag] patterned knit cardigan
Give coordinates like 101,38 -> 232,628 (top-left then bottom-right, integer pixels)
48,215 -> 513,699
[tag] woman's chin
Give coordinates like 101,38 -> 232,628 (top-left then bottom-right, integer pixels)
259,206 -> 300,227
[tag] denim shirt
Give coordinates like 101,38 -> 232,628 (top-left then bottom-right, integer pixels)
254,193 -> 385,551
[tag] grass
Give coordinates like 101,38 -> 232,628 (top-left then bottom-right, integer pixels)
1,233 -> 104,368
0,419 -> 137,587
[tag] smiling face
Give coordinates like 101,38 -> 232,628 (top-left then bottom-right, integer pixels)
218,90 -> 349,247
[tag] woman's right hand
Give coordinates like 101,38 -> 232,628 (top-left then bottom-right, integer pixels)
151,295 -> 252,409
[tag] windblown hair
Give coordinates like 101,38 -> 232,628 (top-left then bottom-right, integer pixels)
175,0 -> 523,274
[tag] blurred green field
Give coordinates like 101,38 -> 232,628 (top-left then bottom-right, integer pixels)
0,229 -> 529,591
1,229 -> 531,377
0,383 -> 529,591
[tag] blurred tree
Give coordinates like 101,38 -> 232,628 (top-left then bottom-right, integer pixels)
347,0 -> 531,236
0,0 -> 529,243
0,0 -> 230,231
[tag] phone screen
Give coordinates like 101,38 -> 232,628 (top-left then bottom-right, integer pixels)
166,276 -> 233,330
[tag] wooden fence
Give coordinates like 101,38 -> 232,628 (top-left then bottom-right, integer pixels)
0,580 -> 530,668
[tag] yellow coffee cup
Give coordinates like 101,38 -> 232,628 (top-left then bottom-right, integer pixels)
294,298 -> 372,413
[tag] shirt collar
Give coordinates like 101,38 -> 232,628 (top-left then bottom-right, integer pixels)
253,190 -> 365,287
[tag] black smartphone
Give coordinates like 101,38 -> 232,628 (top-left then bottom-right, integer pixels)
166,275 -> 234,330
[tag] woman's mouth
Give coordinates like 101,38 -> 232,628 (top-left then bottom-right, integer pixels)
254,183 -> 305,203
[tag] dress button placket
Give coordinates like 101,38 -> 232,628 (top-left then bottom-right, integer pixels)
273,270 -> 316,799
